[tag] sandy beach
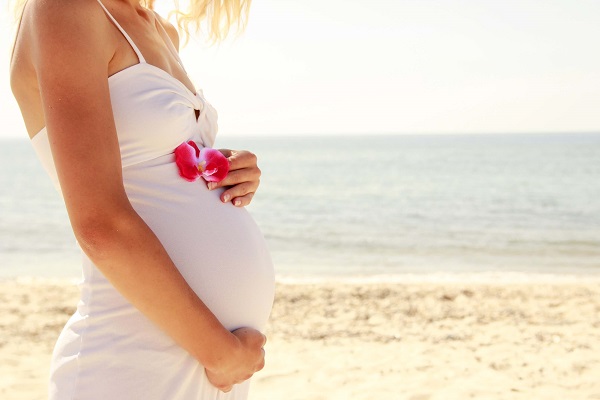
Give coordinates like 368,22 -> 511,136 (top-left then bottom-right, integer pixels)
1,278 -> 600,400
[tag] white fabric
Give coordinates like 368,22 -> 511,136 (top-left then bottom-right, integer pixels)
31,1 -> 275,399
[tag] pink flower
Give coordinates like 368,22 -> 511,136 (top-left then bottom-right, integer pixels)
174,141 -> 230,183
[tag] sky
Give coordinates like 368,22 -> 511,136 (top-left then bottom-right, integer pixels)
1,0 -> 600,139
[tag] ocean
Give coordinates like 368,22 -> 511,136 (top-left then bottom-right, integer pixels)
1,133 -> 600,280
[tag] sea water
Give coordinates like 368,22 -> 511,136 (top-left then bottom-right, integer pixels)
1,133 -> 599,279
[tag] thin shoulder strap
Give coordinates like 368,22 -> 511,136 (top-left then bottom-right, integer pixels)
153,13 -> 187,74
96,0 -> 146,63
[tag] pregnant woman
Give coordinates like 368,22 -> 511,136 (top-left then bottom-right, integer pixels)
10,0 -> 275,398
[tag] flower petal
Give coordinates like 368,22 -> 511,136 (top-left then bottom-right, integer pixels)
198,148 -> 230,182
187,141 -> 201,158
174,142 -> 201,182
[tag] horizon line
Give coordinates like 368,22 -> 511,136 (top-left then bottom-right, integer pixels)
2,130 -> 600,141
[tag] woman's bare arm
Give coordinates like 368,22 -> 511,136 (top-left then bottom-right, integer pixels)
26,0 -> 263,389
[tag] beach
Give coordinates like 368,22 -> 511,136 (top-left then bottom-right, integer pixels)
2,278 -> 600,400
2,135 -> 599,399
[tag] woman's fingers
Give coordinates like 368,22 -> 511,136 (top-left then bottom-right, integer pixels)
205,340 -> 265,392
213,168 -> 261,190
218,149 -> 233,159
207,149 -> 261,206
257,348 -> 266,371
217,178 -> 257,203
216,149 -> 257,172
205,369 -> 232,392
227,150 -> 257,170
207,163 -> 260,191
229,193 -> 255,207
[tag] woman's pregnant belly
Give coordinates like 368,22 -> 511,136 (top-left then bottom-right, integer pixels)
122,154 -> 275,331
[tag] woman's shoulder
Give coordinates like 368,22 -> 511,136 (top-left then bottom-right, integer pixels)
16,0 -> 113,59
11,0 -> 116,138
16,0 -> 114,65
22,0 -> 107,28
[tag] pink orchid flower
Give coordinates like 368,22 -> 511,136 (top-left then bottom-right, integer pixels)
174,141 -> 230,183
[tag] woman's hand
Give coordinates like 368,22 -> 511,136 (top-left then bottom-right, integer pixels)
205,327 -> 267,392
207,149 -> 261,207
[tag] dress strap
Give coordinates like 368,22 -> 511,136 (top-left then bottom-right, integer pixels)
153,13 -> 187,74
96,0 -> 146,63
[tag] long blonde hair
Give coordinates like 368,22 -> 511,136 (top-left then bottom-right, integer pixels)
173,0 -> 251,43
11,0 -> 251,44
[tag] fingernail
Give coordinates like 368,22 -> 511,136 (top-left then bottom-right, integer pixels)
208,182 -> 216,190
222,194 -> 230,203
234,199 -> 241,207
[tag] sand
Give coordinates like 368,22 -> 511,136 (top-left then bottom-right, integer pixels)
1,277 -> 600,400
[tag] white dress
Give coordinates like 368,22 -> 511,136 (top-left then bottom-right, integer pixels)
30,1 -> 275,398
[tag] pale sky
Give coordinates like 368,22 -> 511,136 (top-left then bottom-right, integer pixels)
1,0 -> 600,139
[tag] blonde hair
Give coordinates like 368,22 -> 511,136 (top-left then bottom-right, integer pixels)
173,0 -> 252,44
11,0 -> 251,44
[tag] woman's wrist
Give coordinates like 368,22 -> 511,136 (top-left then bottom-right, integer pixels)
200,332 -> 241,372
